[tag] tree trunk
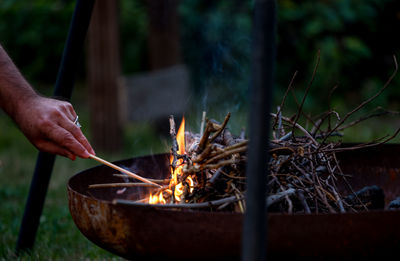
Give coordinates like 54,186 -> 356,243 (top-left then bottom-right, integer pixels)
87,0 -> 122,153
146,0 -> 182,70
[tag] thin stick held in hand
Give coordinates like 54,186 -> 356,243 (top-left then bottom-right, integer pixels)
89,182 -> 160,189
88,154 -> 161,187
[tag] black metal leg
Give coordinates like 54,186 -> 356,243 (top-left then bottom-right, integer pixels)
242,0 -> 277,260
15,0 -> 96,254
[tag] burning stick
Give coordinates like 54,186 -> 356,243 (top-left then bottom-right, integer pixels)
88,154 -> 161,187
169,115 -> 179,170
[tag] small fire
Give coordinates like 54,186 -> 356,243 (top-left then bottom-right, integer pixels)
149,117 -> 194,204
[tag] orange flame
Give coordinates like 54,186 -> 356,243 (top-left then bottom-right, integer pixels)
149,117 -> 193,204
177,117 -> 186,155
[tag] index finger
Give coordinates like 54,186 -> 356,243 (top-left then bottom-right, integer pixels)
45,125 -> 90,158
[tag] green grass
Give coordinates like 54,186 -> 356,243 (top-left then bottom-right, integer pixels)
0,113 -> 125,260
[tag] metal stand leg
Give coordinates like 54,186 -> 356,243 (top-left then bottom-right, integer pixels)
242,0 -> 277,260
15,0 -> 96,254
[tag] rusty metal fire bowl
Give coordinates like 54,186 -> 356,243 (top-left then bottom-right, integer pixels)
68,144 -> 400,260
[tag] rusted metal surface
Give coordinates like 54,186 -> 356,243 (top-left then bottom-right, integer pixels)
68,144 -> 400,260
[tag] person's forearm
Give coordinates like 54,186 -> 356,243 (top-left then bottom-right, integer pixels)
0,44 -> 94,159
0,44 -> 38,119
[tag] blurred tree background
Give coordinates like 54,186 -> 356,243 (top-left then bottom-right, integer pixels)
1,0 -> 400,141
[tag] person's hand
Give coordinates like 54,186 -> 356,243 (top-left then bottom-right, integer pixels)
13,95 -> 95,160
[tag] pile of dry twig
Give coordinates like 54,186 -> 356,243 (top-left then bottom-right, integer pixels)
143,54 -> 400,214
91,54 -> 399,214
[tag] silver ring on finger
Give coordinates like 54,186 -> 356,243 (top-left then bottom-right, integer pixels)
73,115 -> 82,128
